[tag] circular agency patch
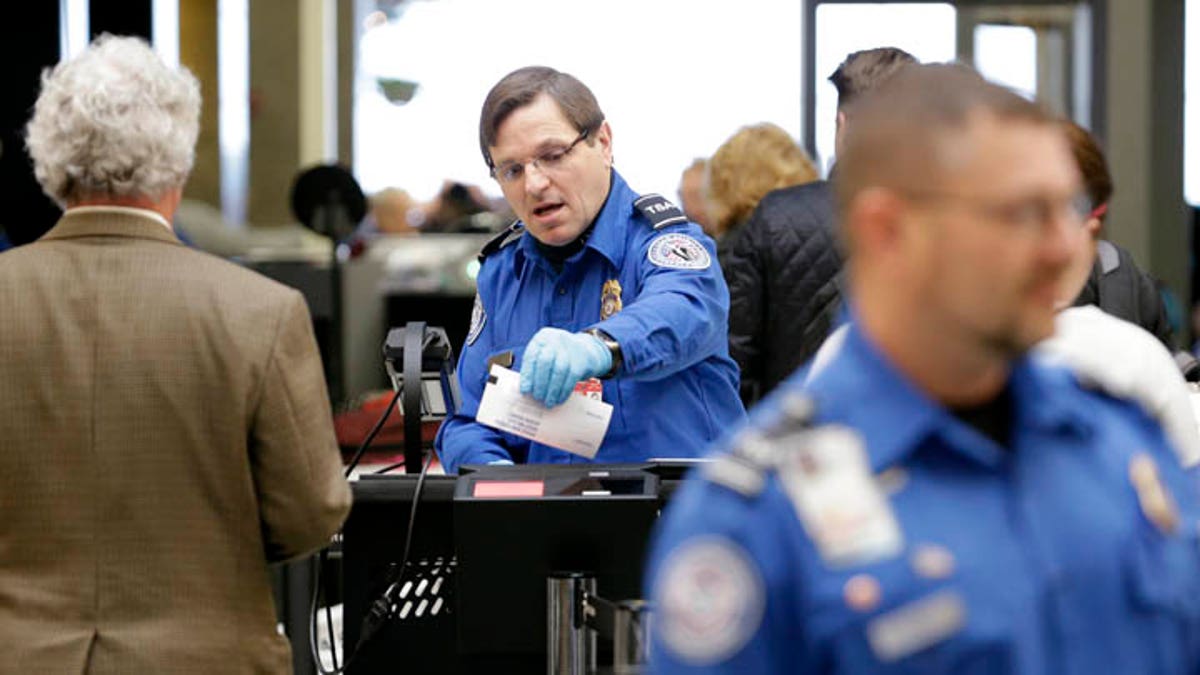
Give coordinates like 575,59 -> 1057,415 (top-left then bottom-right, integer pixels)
654,536 -> 765,665
466,294 -> 486,346
647,233 -> 711,270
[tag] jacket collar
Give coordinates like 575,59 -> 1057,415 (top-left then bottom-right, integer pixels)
41,207 -> 182,247
806,320 -> 1091,472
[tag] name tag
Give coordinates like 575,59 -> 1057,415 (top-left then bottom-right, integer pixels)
867,591 -> 967,662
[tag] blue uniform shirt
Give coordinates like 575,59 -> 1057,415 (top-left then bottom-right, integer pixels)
647,322 -> 1200,674
435,171 -> 745,473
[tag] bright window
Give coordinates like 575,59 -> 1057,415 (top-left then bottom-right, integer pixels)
974,24 -> 1038,101
353,0 -> 803,202
1186,0 -> 1200,204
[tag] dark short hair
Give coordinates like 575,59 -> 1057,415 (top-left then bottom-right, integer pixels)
836,63 -> 1054,218
478,66 -> 605,169
829,47 -> 918,111
1060,120 -> 1113,219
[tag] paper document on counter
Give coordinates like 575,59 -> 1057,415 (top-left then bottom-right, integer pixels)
475,364 -> 612,458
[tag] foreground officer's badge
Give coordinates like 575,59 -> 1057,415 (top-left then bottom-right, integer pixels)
1129,452 -> 1179,534
600,279 -> 623,319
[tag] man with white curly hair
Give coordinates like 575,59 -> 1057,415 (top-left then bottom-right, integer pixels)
0,35 -> 351,673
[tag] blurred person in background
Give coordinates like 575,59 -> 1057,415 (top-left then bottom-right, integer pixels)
725,47 -> 916,405
1038,119 -> 1200,468
707,121 -> 819,277
370,186 -> 420,235
1061,122 -> 1175,349
678,157 -> 714,236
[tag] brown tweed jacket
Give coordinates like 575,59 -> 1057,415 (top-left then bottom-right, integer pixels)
0,210 -> 352,674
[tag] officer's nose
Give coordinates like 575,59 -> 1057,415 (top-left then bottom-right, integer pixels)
524,161 -> 552,194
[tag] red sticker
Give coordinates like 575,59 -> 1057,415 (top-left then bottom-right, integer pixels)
574,377 -> 603,401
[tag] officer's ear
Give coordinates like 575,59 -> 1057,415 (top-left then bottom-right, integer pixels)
593,121 -> 613,167
845,187 -> 909,261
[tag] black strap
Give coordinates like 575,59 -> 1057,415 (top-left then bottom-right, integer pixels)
403,321 -> 426,474
477,220 -> 525,262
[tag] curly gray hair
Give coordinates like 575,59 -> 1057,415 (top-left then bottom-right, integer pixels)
25,34 -> 201,205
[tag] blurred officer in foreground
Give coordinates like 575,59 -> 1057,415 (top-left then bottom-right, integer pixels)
646,63 -> 1200,674
0,35 -> 350,672
435,66 -> 744,473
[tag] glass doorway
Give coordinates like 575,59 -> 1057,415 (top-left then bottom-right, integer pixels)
805,0 -> 1101,171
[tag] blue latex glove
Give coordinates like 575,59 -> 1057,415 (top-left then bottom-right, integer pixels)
520,327 -> 613,408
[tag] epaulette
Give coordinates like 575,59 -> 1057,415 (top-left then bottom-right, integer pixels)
633,193 -> 688,230
702,435 -> 776,498
477,220 -> 525,263
703,393 -> 819,498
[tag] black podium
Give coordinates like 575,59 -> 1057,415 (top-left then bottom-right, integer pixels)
341,462 -> 697,673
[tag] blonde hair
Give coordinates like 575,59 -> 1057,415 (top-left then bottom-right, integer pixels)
26,34 -> 201,205
707,123 -> 819,235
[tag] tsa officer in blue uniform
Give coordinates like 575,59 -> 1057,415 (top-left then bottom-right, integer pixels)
434,66 -> 745,474
646,64 -> 1200,674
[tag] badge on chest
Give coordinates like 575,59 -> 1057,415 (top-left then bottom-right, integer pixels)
776,426 -> 905,568
600,279 -> 623,320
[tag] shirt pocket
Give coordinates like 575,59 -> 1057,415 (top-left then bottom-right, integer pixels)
1123,509 -> 1200,660
1125,522 -> 1200,614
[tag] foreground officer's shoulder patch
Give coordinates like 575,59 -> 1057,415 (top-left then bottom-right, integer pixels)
466,294 -> 486,346
648,233 -> 711,270
634,193 -> 688,230
655,536 -> 765,665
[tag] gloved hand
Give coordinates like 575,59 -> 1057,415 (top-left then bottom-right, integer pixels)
520,327 -> 613,408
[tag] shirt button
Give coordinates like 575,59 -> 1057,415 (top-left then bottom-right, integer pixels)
558,288 -> 567,296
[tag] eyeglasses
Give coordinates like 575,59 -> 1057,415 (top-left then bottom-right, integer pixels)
901,188 -> 1092,235
490,128 -> 590,185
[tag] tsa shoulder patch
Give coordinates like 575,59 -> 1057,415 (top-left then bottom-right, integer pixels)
634,193 -> 688,230
654,536 -> 764,665
648,233 -> 711,270
466,293 -> 486,346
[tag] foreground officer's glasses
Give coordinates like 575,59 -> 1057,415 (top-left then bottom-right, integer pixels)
902,188 -> 1092,235
491,128 -> 590,185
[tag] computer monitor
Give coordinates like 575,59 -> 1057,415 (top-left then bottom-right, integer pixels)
453,464 -> 661,666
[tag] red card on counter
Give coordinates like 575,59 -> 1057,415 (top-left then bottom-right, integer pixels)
473,480 -> 546,498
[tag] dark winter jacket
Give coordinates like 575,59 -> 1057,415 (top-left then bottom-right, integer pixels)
1072,239 -> 1173,349
722,180 -> 843,405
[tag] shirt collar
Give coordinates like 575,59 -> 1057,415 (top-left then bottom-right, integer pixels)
804,320 -> 1090,472
514,169 -> 633,276
65,205 -> 173,232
